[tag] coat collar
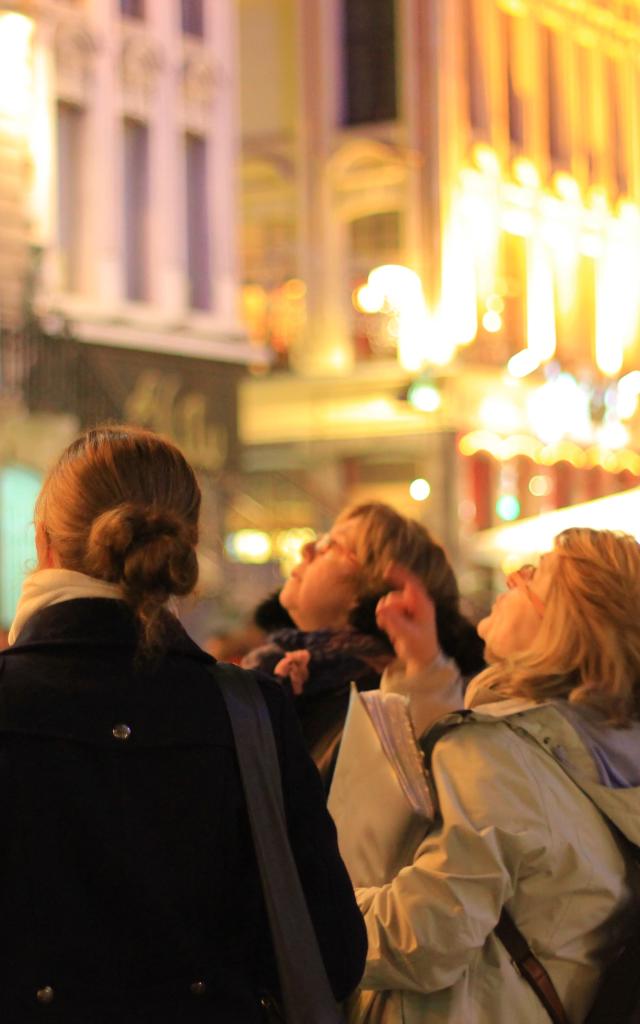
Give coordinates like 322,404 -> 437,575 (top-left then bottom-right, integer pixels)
6,597 -> 213,665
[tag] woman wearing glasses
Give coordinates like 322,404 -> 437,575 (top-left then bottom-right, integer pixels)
334,528 -> 640,1024
243,502 -> 484,785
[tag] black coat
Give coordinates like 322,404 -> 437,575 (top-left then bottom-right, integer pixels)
0,599 -> 366,1023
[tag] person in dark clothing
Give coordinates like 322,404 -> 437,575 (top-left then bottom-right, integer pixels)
244,502 -> 484,785
0,425 -> 366,1024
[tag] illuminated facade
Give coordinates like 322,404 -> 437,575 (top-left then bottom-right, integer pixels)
237,0 -> 640,585
0,0 -> 252,630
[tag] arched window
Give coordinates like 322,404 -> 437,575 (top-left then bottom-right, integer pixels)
0,466 -> 42,629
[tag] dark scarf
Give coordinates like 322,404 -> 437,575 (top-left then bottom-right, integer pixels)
242,627 -> 393,698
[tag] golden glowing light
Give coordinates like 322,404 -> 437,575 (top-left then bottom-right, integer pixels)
409,478 -> 431,501
482,310 -> 503,333
528,374 -> 592,445
501,207 -> 534,237
0,13 -> 34,129
364,264 -> 441,370
529,475 -> 552,497
595,227 -> 638,378
472,487 -> 640,567
472,143 -> 501,177
508,350 -> 540,378
441,207 -> 478,346
479,396 -> 521,434
274,527 -> 316,576
454,150 -> 640,383
526,239 -> 556,364
512,158 -> 540,190
225,530 -> 273,564
597,420 -> 630,450
354,283 -> 384,314
283,278 -> 307,299
617,371 -> 640,420
458,430 -> 640,476
553,172 -> 581,204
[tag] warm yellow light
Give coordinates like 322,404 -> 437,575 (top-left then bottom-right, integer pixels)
0,13 -> 33,128
553,172 -> 581,204
502,207 -> 534,237
274,527 -> 316,559
479,396 -> 521,434
528,375 -> 592,446
225,530 -> 273,564
598,420 -> 630,450
283,278 -> 307,299
526,240 -> 556,364
588,187 -> 609,214
441,207 -> 478,346
274,527 -> 316,575
457,173 -> 501,300
486,294 -> 504,313
529,474 -> 552,497
354,283 -> 384,314
459,430 -> 640,476
482,310 -> 502,333
512,158 -> 540,189
473,143 -> 501,177
595,234 -> 633,378
366,264 -> 439,370
409,478 -> 431,501
508,350 -> 539,378
618,371 -> 640,420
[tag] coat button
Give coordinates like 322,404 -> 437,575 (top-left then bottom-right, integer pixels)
36,986 -> 54,1004
112,723 -> 132,741
190,980 -> 207,996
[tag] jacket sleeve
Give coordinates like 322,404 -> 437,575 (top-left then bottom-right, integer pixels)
380,655 -> 464,736
355,720 -> 552,994
262,674 -> 367,1000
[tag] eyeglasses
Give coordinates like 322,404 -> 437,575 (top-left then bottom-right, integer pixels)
311,533 -> 360,567
506,564 -> 546,619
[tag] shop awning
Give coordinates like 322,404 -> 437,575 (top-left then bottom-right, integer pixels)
469,487 -> 640,567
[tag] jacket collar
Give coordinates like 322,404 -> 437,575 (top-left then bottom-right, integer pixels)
6,597 -> 213,665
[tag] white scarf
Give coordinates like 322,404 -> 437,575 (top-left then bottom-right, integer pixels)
8,569 -> 122,646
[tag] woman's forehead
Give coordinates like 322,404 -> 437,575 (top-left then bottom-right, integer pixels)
331,518 -> 360,543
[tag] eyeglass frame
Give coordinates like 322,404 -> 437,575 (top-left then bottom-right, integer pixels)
309,532 -> 361,567
505,564 -> 546,619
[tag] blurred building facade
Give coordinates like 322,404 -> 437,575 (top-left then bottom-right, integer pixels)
237,0 -> 640,595
0,0 -> 253,630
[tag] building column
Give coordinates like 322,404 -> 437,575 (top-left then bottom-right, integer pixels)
0,11 -> 34,326
292,0 -> 353,377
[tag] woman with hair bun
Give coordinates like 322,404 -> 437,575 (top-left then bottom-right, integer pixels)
1,425 -> 366,1023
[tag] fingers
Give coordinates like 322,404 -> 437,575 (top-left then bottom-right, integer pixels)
380,563 -> 434,618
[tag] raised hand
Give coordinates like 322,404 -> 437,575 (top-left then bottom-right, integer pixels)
376,563 -> 440,675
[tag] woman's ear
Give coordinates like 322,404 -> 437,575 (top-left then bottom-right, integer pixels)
35,522 -> 58,569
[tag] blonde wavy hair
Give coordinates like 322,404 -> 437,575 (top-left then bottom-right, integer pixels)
475,527 -> 640,726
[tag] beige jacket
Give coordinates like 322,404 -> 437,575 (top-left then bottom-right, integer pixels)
338,693 -> 640,1024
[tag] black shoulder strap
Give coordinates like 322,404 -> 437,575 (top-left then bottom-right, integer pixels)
213,662 -> 344,1024
420,712 -> 571,1024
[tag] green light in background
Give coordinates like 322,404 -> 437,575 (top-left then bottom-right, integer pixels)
495,494 -> 521,522
407,379 -> 441,412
